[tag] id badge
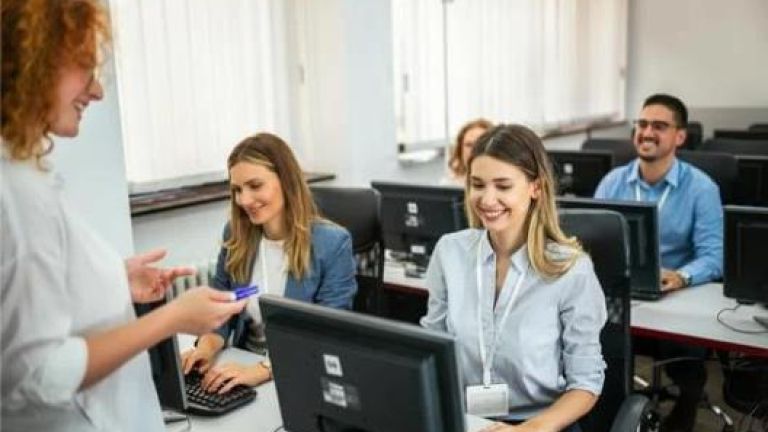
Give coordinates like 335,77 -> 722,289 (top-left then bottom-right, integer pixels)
466,383 -> 509,417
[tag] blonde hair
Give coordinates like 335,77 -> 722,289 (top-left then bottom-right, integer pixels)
448,118 -> 493,177
466,124 -> 582,278
1,0 -> 110,163
225,133 -> 319,283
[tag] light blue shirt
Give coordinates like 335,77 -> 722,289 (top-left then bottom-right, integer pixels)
594,158 -> 723,286
420,229 -> 606,420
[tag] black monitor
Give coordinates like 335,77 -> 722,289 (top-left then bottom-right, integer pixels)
547,149 -> 614,197
260,295 -> 465,432
713,129 -> 768,141
371,181 -> 467,270
724,206 -> 768,305
735,155 -> 768,207
134,300 -> 188,413
557,197 -> 661,300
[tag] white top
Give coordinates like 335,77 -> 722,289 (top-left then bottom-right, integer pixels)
1,157 -> 164,431
245,238 -> 287,344
421,229 -> 607,420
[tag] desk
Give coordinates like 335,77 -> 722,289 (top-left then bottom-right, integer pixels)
383,262 -> 768,356
169,337 -> 493,432
631,283 -> 768,356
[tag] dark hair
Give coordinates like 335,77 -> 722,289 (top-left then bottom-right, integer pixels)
466,124 -> 581,278
643,94 -> 688,128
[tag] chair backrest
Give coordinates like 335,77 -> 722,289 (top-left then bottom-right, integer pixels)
558,209 -> 632,432
677,150 -> 738,204
714,129 -> 768,141
582,138 -> 636,167
684,121 -> 703,149
310,186 -> 384,315
699,137 -> 768,156
749,123 -> 768,133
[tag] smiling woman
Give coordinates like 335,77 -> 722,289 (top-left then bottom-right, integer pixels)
180,133 -> 358,395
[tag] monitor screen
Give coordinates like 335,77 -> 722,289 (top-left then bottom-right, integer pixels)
261,295 -> 465,432
371,181 -> 467,266
134,300 -> 188,412
557,197 -> 660,299
547,150 -> 614,197
724,206 -> 768,304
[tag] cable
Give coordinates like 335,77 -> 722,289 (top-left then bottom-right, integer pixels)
716,305 -> 768,334
270,425 -> 286,432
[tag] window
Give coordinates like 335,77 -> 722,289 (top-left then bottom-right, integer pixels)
391,0 -> 628,147
109,0 -> 293,191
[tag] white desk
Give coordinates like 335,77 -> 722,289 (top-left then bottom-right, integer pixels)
631,282 -> 768,356
383,261 -> 768,355
169,337 -> 493,432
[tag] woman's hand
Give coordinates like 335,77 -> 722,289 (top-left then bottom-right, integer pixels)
181,333 -> 225,374
126,249 -> 195,303
480,422 -> 517,431
202,362 -> 271,394
166,287 -> 246,335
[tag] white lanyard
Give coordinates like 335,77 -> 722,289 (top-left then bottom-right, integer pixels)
260,239 -> 269,294
475,233 -> 526,386
635,183 -> 671,212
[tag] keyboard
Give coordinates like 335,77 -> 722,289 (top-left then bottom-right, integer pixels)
184,371 -> 257,416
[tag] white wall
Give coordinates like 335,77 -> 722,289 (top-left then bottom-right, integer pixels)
51,59 -> 134,257
627,0 -> 768,130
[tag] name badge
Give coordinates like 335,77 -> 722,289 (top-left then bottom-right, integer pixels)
466,383 -> 509,418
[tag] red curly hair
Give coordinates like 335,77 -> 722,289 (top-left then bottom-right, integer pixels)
1,0 -> 110,162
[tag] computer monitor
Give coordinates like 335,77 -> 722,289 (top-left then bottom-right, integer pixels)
261,294 -> 465,432
724,206 -> 768,306
713,129 -> 768,141
134,300 -> 188,413
735,155 -> 768,207
557,197 -> 662,300
547,149 -> 614,197
371,181 -> 467,270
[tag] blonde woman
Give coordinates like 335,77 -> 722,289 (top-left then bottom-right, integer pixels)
182,133 -> 357,394
445,118 -> 493,185
421,125 -> 606,431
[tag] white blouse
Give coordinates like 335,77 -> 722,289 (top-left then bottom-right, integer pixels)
1,157 -> 164,431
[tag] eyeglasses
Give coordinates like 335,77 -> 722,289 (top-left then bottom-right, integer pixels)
633,119 -> 676,133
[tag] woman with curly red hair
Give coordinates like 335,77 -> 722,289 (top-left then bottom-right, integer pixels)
1,1 -> 245,430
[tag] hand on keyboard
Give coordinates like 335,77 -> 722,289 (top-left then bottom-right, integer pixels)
184,370 -> 256,416
201,362 -> 272,394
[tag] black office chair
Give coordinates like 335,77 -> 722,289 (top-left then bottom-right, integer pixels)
582,138 -> 636,167
683,121 -> 703,150
749,123 -> 768,133
310,186 -> 384,316
558,209 -> 651,432
699,138 -> 768,156
677,150 -> 739,205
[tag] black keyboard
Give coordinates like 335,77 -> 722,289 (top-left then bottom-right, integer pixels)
184,371 -> 257,416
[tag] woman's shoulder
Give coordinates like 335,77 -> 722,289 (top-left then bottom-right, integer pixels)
434,228 -> 483,254
310,220 -> 352,246
545,241 -> 594,275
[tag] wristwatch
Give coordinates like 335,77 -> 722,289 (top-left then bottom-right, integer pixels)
676,270 -> 692,288
260,359 -> 273,378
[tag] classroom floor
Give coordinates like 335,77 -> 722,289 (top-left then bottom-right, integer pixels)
635,355 -> 765,432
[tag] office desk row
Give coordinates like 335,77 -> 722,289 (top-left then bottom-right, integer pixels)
383,259 -> 768,356
169,336 -> 493,432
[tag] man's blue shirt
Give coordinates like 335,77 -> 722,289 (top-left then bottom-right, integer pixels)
594,158 -> 723,286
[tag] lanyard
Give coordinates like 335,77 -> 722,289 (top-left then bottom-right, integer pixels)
476,232 -> 526,386
260,238 -> 269,294
635,183 -> 671,212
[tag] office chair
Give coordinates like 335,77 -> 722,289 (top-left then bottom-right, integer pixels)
582,138 -> 636,167
310,186 -> 384,316
699,138 -> 768,156
749,123 -> 768,133
558,209 -> 651,432
677,150 -> 739,205
683,121 -> 703,150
